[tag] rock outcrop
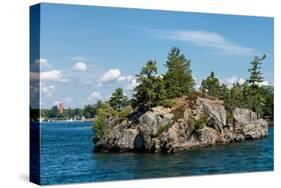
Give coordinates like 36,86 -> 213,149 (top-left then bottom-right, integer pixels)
233,108 -> 268,140
94,96 -> 268,153
197,97 -> 226,133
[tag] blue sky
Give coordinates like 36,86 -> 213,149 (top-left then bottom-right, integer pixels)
33,3 -> 274,108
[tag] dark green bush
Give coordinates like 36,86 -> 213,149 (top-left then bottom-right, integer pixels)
118,106 -> 133,120
160,99 -> 175,108
93,103 -> 117,139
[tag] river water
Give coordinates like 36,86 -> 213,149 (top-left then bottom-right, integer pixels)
39,121 -> 273,185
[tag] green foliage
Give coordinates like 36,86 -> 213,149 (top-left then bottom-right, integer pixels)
109,88 -> 129,111
118,105 -> 133,120
194,113 -> 207,130
93,102 -> 134,139
224,83 -> 247,112
229,55 -> 271,119
157,124 -> 169,136
49,105 -> 59,118
222,82 -> 273,119
258,86 -> 274,118
199,56 -> 273,120
243,86 -> 273,118
94,115 -> 107,139
226,111 -> 234,126
83,104 -> 96,119
41,100 -> 104,121
160,99 -> 175,108
163,47 -> 195,98
132,60 -> 167,111
94,100 -> 103,114
186,113 -> 207,130
201,71 -> 221,98
186,117 -> 195,129
247,54 -> 266,89
93,103 -> 117,139
72,108 -> 83,118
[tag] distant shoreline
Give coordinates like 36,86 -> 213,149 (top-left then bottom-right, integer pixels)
40,118 -> 95,123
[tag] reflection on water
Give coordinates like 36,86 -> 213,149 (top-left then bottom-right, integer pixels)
40,121 -> 273,185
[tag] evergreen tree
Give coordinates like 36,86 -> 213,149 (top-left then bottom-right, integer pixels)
94,100 -> 103,114
247,54 -> 266,89
200,71 -> 221,98
132,60 -> 166,111
258,85 -> 274,119
163,47 -> 195,98
109,88 -> 129,111
83,104 -> 96,118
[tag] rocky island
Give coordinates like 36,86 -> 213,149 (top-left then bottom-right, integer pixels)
94,94 -> 268,153
92,48 -> 272,154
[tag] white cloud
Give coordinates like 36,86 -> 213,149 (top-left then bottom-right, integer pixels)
120,25 -> 256,56
238,78 -> 246,85
118,75 -> 133,82
31,59 -> 68,82
88,91 -> 102,101
117,75 -> 137,90
99,68 -> 137,91
32,58 -> 50,72
41,85 -> 55,97
222,76 -> 246,88
124,78 -> 137,90
100,69 -> 121,83
167,30 -> 256,56
225,76 -> 239,85
41,70 -> 64,81
72,62 -> 87,72
35,58 -> 48,67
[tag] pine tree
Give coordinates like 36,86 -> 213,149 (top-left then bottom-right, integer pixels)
200,71 -> 221,97
247,54 -> 266,89
109,88 -> 129,111
132,60 -> 166,111
163,47 -> 195,98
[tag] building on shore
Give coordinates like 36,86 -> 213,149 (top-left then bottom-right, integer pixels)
59,102 -> 64,114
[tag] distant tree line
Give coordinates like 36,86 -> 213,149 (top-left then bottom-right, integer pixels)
40,100 -> 103,120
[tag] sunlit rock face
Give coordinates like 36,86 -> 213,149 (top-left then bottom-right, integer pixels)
94,96 -> 268,153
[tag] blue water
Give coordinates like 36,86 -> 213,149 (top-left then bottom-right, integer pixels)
40,121 -> 273,185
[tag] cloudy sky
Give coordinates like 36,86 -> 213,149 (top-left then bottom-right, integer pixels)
31,3 -> 273,109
